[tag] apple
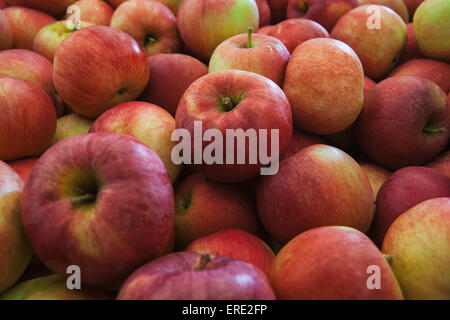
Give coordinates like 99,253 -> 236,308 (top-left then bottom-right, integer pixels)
267,0 -> 289,23
186,228 -> 275,276
369,166 -> 450,247
359,162 -> 392,201
5,1 -> 76,17
283,38 -> 364,135
154,0 -> 184,15
175,70 -> 293,183
281,129 -> 325,160
52,114 -> 94,146
0,9 -> 12,50
3,6 -> 55,50
117,251 -> 275,300
270,226 -> 404,300
256,0 -> 271,26
382,197 -> 450,299
356,76 -> 450,170
21,133 -> 175,286
427,150 -> 450,178
267,18 -> 329,53
286,0 -> 359,31
257,25 -> 274,34
107,0 -> 126,7
257,144 -> 375,245
403,0 -> 424,19
399,23 -> 426,63
209,28 -> 290,87
177,0 -> 259,60
67,0 -> 114,26
413,0 -> 450,62
139,53 -> 207,116
110,0 -> 181,57
53,26 -> 150,119
89,101 -> 182,183
7,158 -> 38,183
358,0 -> 409,23
0,0 -> 5,8
0,161 -> 33,293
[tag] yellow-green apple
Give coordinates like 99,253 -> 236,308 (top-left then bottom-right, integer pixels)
287,0 -> 359,31
427,150 -> 450,178
3,6 -> 55,49
174,173 -> 264,249
0,77 -> 56,161
0,10 -> 12,50
331,5 -> 407,81
358,0 -> 409,22
186,229 -> 274,276
209,28 -> 290,87
53,26 -> 150,119
283,38 -> 364,134
117,251 -> 275,300
399,23 -> 426,63
177,0 -> 259,60
389,59 -> 450,93
356,76 -> 450,170
139,53 -> 208,116
359,162 -> 392,201
89,101 -> 181,183
267,18 -> 329,53
258,24 -> 274,34
403,0 -> 424,19
66,0 -> 113,26
382,197 -> 450,299
0,161 -> 33,293
369,166 -> 450,247
267,0 -> 289,23
175,70 -> 293,183
154,0 -> 183,14
0,275 -> 107,300
21,133 -> 175,285
413,0 -> 450,62
281,129 -> 325,160
8,158 -> 38,183
6,0 -> 76,17
270,226 -> 404,299
110,0 -> 181,57
257,144 -> 375,244
256,0 -> 271,26
51,114 -> 94,146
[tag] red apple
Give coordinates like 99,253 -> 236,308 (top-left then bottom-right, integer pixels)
281,129 -> 325,160
399,23 -> 426,63
53,26 -> 150,119
209,29 -> 290,87
256,0 -> 271,26
403,0 -> 424,19
106,0 -> 126,7
21,133 -> 175,285
427,150 -> 450,178
356,76 -> 450,170
52,113 -> 94,145
257,25 -> 274,34
110,0 -> 181,57
67,0 -> 114,26
359,162 -> 392,201
359,0 -> 409,23
154,0 -> 183,14
267,0 -> 289,23
270,226 -> 404,300
0,0 -> 5,8
7,158 -> 38,183
0,9 -> 12,50
257,144 -> 375,244
6,1 -> 76,17
117,252 -> 275,300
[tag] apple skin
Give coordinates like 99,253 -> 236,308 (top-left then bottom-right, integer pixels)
382,197 -> 450,300
209,32 -> 290,87
0,161 -> 33,293
287,0 -> 359,31
7,158 -> 38,183
21,133 -> 175,286
0,10 -> 12,50
267,18 -> 329,54
177,0 -> 259,60
139,53 -> 207,116
6,1 -> 76,17
283,38 -> 364,135
89,101 -> 182,183
51,114 -> 94,146
369,166 -> 450,248
403,0 -> 424,19
413,0 -> 450,63
174,173 -> 264,249
257,25 -> 274,34
257,144 -> 375,245
107,0 -> 126,7
267,0 -> 289,23
356,76 -> 450,170
154,0 -> 184,15
389,59 -> 450,94
53,26 -> 150,119
399,23 -> 426,63
175,70 -> 293,183
67,0 -> 114,26
3,7 -> 55,50
281,129 -> 325,160
255,0 -> 271,26
331,5 -> 407,81
359,162 -> 392,202
427,150 -> 450,178
111,0 -> 181,57
186,228 -> 275,276
117,251 -> 275,300
358,0 -> 409,23
270,226 -> 404,300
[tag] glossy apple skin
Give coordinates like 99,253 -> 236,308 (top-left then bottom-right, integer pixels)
139,53 -> 207,116
186,229 -> 274,276
117,252 -> 275,300
356,76 -> 450,170
6,0 -> 76,17
257,145 -> 375,244
21,133 -> 175,286
283,38 -> 364,135
176,70 -> 293,183
255,0 -> 271,26
177,0 -> 259,60
382,197 -> 450,300
53,26 -> 150,119
111,0 -> 181,57
281,130 -> 325,160
7,158 -> 38,183
399,23 -> 426,63
209,33 -> 290,87
331,5 -> 407,81
359,162 -> 391,201
287,0 -> 359,31
69,0 -> 113,26
427,150 -> 450,178
90,101 -> 181,183
369,166 -> 450,247
359,0 -> 409,23
270,226 -> 403,300
52,114 -> 94,146
0,10 -> 12,50
174,173 -> 264,249
257,25 -> 274,34
0,78 -> 56,161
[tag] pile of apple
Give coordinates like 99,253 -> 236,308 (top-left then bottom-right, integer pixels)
0,0 -> 449,301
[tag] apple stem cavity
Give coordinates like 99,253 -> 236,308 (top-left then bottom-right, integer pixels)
192,253 -> 212,271
423,126 -> 446,134
247,27 -> 254,49
221,97 -> 234,111
383,254 -> 392,263
71,194 -> 96,206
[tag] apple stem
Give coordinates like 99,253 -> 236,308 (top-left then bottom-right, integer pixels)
423,127 -> 446,134
221,97 -> 234,111
71,194 -> 96,206
383,254 -> 392,263
247,27 -> 253,49
192,253 -> 212,271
